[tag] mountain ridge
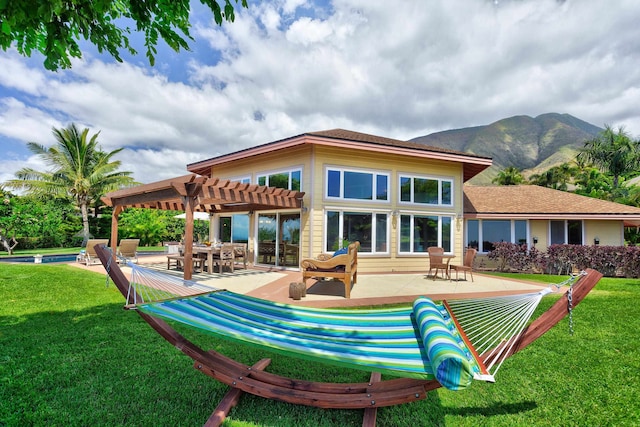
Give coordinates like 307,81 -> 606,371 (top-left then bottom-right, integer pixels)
410,113 -> 603,184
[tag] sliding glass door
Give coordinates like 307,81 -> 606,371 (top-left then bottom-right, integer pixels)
257,212 -> 300,267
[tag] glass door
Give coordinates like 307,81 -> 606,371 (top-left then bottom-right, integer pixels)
257,212 -> 300,267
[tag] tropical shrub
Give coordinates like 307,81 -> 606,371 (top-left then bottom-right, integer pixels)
487,242 -> 543,273
488,242 -> 640,278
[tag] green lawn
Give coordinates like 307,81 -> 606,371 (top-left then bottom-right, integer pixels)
1,265 -> 639,426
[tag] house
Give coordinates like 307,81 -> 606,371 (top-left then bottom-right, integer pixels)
103,128 -> 640,276
463,185 -> 640,254
186,129 -> 492,273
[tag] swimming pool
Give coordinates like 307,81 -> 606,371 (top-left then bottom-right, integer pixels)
0,254 -> 79,264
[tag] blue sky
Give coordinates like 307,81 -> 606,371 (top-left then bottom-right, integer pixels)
1,0 -> 639,186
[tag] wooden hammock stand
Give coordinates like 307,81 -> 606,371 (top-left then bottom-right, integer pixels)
96,245 -> 601,427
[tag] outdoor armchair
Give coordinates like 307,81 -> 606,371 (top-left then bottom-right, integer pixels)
300,241 -> 360,298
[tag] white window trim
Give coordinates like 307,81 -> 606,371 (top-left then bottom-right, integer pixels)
397,212 -> 455,255
323,208 -> 391,255
256,167 -> 303,191
228,175 -> 251,184
324,166 -> 390,203
467,219 -> 531,253
398,173 -> 454,207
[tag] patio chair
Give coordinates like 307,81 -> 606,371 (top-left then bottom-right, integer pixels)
117,239 -> 140,264
450,248 -> 477,282
214,243 -> 235,273
80,239 -> 109,266
166,246 -> 205,272
427,246 -> 451,280
233,243 -> 248,269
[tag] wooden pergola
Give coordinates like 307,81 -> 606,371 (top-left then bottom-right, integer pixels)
102,174 -> 305,279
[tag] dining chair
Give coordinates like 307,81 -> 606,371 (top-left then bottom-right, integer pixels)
214,243 -> 235,273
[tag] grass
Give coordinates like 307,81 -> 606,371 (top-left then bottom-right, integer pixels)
1,265 -> 639,426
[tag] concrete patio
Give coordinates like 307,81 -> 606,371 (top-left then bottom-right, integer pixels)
72,253 -> 551,308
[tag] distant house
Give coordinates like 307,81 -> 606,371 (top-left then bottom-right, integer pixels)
463,185 -> 640,253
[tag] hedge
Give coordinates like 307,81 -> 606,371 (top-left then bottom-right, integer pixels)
487,242 -> 640,278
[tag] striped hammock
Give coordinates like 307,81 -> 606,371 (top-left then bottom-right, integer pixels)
120,262 -> 583,391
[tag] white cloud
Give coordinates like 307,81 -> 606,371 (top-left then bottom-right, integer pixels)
115,148 -> 205,184
0,54 -> 47,95
1,0 -> 639,186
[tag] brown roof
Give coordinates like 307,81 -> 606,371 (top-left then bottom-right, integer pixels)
464,185 -> 640,223
187,128 -> 492,182
305,129 -> 466,155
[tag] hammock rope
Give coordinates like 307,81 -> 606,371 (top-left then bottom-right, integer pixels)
112,260 -> 585,390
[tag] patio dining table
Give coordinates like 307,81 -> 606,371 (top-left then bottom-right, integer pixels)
192,244 -> 247,274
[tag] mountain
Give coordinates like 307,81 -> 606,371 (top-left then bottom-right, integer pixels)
410,113 -> 603,184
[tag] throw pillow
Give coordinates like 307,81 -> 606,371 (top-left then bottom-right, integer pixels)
333,247 -> 348,257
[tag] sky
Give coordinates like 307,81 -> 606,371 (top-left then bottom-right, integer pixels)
1,0 -> 639,186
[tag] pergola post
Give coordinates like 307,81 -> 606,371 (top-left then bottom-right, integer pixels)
182,195 -> 196,281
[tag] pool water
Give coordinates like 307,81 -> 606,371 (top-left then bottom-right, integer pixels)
0,254 -> 79,264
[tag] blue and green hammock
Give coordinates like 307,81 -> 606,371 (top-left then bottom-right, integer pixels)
118,262 -> 587,391
139,291 -> 482,390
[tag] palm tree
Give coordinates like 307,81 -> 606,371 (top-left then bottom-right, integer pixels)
528,162 -> 576,191
577,125 -> 640,190
6,124 -> 137,245
492,166 -> 524,186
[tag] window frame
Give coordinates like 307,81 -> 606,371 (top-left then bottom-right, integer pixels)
466,219 -> 530,253
324,209 -> 390,254
257,168 -> 302,191
325,166 -> 390,203
398,174 -> 454,207
397,212 -> 454,254
229,175 -> 251,184
550,220 -> 584,245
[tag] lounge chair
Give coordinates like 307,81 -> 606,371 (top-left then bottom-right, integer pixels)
79,239 -> 109,266
450,248 -> 477,282
117,239 -> 140,264
427,246 -> 452,280
300,241 -> 359,298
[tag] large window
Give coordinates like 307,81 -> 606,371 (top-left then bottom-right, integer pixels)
466,219 -> 528,252
326,168 -> 389,201
325,210 -> 388,253
399,175 -> 453,206
258,169 -> 301,191
399,214 -> 452,253
550,220 -> 583,245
